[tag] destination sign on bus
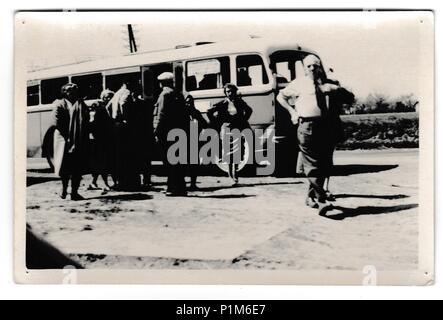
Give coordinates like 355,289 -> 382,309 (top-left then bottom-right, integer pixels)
187,59 -> 220,76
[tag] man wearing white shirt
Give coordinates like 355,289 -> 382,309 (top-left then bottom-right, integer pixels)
277,54 -> 342,212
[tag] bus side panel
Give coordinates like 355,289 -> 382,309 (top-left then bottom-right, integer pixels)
192,92 -> 275,129
40,109 -> 54,153
192,95 -> 225,122
27,112 -> 41,157
241,92 -> 274,129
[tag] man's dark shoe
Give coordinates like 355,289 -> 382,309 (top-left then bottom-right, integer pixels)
60,191 -> 67,199
110,184 -> 121,191
325,191 -> 336,201
141,183 -> 152,191
166,191 -> 187,197
71,193 -> 85,201
305,197 -> 319,208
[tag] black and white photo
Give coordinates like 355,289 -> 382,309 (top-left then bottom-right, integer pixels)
14,10 -> 434,285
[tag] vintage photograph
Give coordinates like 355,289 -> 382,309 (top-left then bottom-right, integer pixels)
15,10 -> 434,284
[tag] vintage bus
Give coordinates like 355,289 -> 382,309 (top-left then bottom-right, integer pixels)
26,38 -> 325,175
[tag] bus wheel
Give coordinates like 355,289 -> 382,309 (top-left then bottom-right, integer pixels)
215,134 -> 251,174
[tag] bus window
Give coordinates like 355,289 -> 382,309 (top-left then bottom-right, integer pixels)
275,62 -> 291,83
186,57 -> 230,91
71,73 -> 103,100
236,54 -> 269,87
142,63 -> 173,99
270,50 -> 311,82
27,84 -> 40,106
41,77 -> 69,104
105,72 -> 141,94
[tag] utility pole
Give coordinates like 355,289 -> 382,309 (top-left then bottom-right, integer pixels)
128,24 -> 137,53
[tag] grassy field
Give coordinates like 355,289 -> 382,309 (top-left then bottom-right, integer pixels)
338,112 -> 419,150
340,112 -> 418,123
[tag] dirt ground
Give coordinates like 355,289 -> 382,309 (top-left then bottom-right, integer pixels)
26,149 -> 418,271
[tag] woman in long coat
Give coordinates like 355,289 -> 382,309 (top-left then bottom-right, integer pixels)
207,83 -> 252,185
88,89 -> 115,191
50,83 -> 90,200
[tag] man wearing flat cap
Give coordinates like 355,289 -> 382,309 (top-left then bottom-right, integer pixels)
154,71 -> 188,196
277,54 -> 353,213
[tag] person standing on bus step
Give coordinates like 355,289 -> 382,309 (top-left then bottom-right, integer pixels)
322,78 -> 354,201
106,82 -> 128,189
207,83 -> 252,185
88,89 -> 115,192
106,78 -> 142,190
134,87 -> 155,190
51,83 -> 90,200
154,72 -> 188,197
184,94 -> 208,190
277,54 -> 349,213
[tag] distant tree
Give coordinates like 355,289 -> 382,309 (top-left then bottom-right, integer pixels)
339,93 -> 418,115
365,93 -> 390,113
398,94 -> 419,112
392,101 -> 407,112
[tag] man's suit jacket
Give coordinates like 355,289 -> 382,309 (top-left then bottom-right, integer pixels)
154,87 -> 188,141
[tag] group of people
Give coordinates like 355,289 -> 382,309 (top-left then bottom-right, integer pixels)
45,78 -> 157,200
44,54 -> 353,214
87,81 -> 153,192
44,72 -> 254,199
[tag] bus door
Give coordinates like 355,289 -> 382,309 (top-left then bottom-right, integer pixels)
234,54 -> 275,130
141,63 -> 173,103
142,62 -> 184,101
269,50 -> 308,176
173,61 -> 184,93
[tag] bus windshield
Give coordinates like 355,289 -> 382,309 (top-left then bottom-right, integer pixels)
270,50 -> 319,83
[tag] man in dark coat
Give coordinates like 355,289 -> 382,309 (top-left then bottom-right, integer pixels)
154,72 -> 188,196
184,94 -> 208,190
51,83 -> 90,200
106,79 -> 145,190
322,78 -> 355,199
134,92 -> 155,189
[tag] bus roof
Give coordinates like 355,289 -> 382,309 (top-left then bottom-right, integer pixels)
27,38 -> 318,81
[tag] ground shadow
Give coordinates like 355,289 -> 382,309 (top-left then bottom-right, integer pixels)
194,181 -> 303,192
154,163 -> 400,178
146,186 -> 164,192
333,193 -> 409,200
90,193 -> 153,201
27,167 -> 53,174
151,164 -> 268,178
320,203 -> 418,220
188,194 -> 256,199
150,181 -> 167,187
27,176 -> 59,187
26,226 -> 83,269
331,164 -> 399,176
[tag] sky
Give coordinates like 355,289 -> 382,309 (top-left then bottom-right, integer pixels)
18,11 -> 432,100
